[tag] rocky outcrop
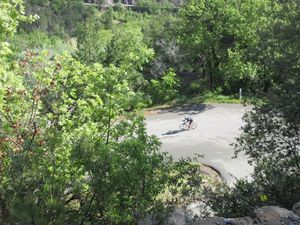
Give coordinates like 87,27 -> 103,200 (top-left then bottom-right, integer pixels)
140,204 -> 300,225
255,206 -> 299,225
192,206 -> 300,225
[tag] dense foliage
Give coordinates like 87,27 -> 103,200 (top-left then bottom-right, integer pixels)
23,0 -> 94,37
0,51 -> 168,223
205,1 -> 300,217
0,1 -> 208,224
178,0 -> 280,93
17,0 -> 298,100
1,0 -> 300,223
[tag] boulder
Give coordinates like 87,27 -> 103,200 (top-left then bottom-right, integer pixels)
254,206 -> 300,225
293,201 -> 300,216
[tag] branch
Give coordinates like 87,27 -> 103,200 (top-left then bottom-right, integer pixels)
0,130 -> 23,150
28,122 -> 38,150
0,110 -> 13,125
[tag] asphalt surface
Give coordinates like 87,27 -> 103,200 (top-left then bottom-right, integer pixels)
146,103 -> 253,184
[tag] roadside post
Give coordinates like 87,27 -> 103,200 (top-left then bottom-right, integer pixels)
239,88 -> 242,102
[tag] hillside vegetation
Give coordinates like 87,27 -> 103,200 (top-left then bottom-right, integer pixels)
0,0 -> 299,224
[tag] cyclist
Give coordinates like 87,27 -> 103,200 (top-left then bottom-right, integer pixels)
184,117 -> 193,128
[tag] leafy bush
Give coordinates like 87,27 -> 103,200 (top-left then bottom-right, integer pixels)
205,180 -> 265,217
0,52 -> 173,224
148,69 -> 180,105
202,92 -> 240,104
205,81 -> 300,218
11,31 -> 76,54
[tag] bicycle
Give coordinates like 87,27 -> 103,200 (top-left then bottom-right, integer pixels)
179,120 -> 197,130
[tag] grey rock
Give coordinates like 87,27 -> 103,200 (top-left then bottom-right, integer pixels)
224,218 -> 236,225
255,206 -> 300,225
292,201 -> 300,217
191,217 -> 255,225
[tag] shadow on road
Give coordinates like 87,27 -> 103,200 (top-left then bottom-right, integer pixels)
158,104 -> 214,115
162,129 -> 187,136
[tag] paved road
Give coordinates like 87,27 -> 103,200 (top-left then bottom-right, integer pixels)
146,103 -> 253,184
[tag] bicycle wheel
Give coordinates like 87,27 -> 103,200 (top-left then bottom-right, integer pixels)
179,123 -> 188,130
189,123 -> 197,129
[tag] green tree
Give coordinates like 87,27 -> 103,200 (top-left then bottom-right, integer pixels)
205,1 -> 300,217
0,50 -> 175,224
0,2 -> 210,224
148,69 -> 180,104
0,0 -> 36,57
76,18 -> 113,64
0,2 -> 174,223
178,0 -> 275,93
234,1 -> 300,209
23,0 -> 95,37
76,20 -> 154,92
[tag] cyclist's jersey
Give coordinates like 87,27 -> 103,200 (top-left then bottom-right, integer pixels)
185,117 -> 193,123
